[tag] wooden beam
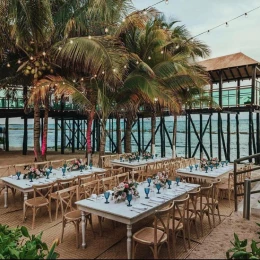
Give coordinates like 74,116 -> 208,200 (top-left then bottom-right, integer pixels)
229,68 -> 236,79
208,71 -> 216,82
244,66 -> 250,78
236,67 -> 243,78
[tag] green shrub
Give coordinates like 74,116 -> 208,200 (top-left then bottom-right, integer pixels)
0,224 -> 59,259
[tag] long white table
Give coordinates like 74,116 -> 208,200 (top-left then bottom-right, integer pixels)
110,157 -> 171,170
176,164 -> 233,182
75,181 -> 199,259
1,166 -> 105,208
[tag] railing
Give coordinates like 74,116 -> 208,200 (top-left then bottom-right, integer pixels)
234,153 -> 260,213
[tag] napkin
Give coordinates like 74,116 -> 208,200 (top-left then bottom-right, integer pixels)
150,197 -> 164,203
91,194 -> 97,199
132,204 -> 147,210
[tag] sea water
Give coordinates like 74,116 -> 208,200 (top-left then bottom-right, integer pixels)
1,116 -> 255,162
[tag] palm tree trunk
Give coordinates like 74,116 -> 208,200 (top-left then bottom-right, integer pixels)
34,101 -> 41,162
125,116 -> 134,153
151,112 -> 156,155
116,114 -> 122,154
172,114 -> 178,158
98,119 -> 107,167
41,94 -> 49,161
86,109 -> 95,164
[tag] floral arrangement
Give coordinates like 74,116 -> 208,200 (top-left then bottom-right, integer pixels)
152,171 -> 169,186
200,157 -> 219,169
210,157 -> 219,166
200,158 -> 208,169
112,181 -> 139,201
125,152 -> 139,161
23,167 -> 45,179
69,158 -> 84,171
142,151 -> 152,159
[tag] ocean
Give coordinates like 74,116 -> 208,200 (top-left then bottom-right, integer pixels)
1,115 -> 255,162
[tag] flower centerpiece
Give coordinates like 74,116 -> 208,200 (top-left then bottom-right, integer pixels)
152,171 -> 169,187
200,158 -> 208,170
142,151 -> 152,160
200,157 -> 219,170
210,157 -> 219,167
23,167 -> 45,179
126,152 -> 139,162
69,158 -> 84,171
112,181 -> 139,202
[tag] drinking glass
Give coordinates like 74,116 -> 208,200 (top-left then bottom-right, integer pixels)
189,165 -> 193,172
155,154 -> 158,158
210,164 -> 214,171
29,173 -> 33,182
167,179 -> 172,189
225,160 -> 229,166
215,163 -> 218,169
104,191 -> 110,204
80,165 -> 83,172
147,177 -> 152,187
205,165 -> 208,173
126,193 -> 132,207
195,164 -> 198,170
89,162 -> 93,170
120,156 -> 123,162
176,176 -> 180,186
49,166 -> 52,173
16,171 -> 21,180
221,161 -> 225,167
46,170 -> 50,179
62,167 -> 66,177
156,183 -> 161,194
137,156 -> 140,162
144,187 -> 150,199
63,163 -> 67,169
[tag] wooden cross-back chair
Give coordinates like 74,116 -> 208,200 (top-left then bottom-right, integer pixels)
132,203 -> 173,259
50,159 -> 64,169
116,172 -> 129,185
34,161 -> 49,171
50,176 -> 77,220
100,155 -> 112,169
13,163 -> 32,175
218,172 -> 234,208
58,185 -> 94,248
77,173 -> 95,185
100,176 -> 117,193
65,158 -> 77,167
110,167 -> 124,177
0,165 -> 13,196
130,169 -> 142,182
23,182 -> 54,229
80,180 -> 100,199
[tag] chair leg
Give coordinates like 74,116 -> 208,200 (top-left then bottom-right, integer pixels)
172,231 -> 176,259
207,210 -> 212,229
182,228 -> 187,252
32,207 -> 36,230
211,205 -> 216,228
98,216 -> 103,237
23,204 -> 27,222
88,215 -> 95,238
186,219 -> 191,249
75,221 -> 79,248
48,204 -> 52,223
216,204 -> 221,224
55,200 -> 59,220
61,219 -> 66,243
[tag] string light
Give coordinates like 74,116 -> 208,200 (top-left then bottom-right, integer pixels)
124,65 -> 127,68
30,56 -> 33,60
105,28 -> 109,33
42,51 -> 46,56
58,46 -> 62,51
69,40 -> 73,44
7,63 -> 10,67
160,50 -> 164,54
17,59 -> 21,64
245,12 -> 248,17
88,35 -> 92,39
148,56 -> 151,60
225,22 -> 229,27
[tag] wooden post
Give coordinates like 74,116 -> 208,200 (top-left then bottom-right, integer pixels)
72,119 -> 75,153
60,95 -> 65,154
209,114 -> 213,158
142,116 -> 144,153
249,110 -> 253,162
218,112 -> 222,161
137,116 -> 141,154
54,118 -> 58,151
92,118 -> 96,153
256,113 -> 260,164
5,117 -> 9,151
252,65 -> 256,105
22,117 -> 28,155
227,113 -> 231,161
188,112 -> 191,158
185,113 -> 188,158
77,119 -> 80,150
200,113 -> 203,159
236,112 -> 240,159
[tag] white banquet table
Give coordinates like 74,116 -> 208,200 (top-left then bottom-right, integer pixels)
1,166 -> 105,208
176,164 -> 233,182
75,181 -> 199,259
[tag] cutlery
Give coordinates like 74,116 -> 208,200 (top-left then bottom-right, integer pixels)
140,203 -> 153,207
130,209 -> 142,213
86,198 -> 95,201
148,200 -> 161,204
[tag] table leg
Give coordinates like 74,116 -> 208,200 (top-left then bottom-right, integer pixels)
81,211 -> 86,248
4,185 -> 8,208
127,224 -> 132,259
23,192 -> 28,214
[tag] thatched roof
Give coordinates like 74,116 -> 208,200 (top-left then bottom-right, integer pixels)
198,52 -> 260,83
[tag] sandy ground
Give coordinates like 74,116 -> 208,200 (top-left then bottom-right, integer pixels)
0,149 -> 259,259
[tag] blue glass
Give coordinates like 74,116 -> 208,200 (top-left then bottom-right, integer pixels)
120,157 -> 123,162
145,156 -> 148,161
205,165 -> 208,173
216,163 -> 219,169
16,171 -> 21,180
226,160 -> 229,166
49,166 -> 52,173
147,177 -> 152,187
104,191 -> 110,204
89,162 -> 93,170
195,164 -> 198,170
144,187 -> 150,199
156,183 -> 161,194
137,156 -> 140,162
129,158 -> 132,163
62,167 -> 66,177
167,179 -> 172,189
155,154 -> 158,158
189,165 -> 193,172
210,164 -> 214,171
80,165 -> 83,172
63,163 -> 67,168
126,193 -> 132,207
176,177 -> 180,186
221,161 -> 225,167
29,173 -> 33,182
46,170 -> 50,179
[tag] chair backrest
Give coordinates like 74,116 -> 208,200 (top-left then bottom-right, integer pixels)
146,162 -> 156,172
80,180 -> 100,199
110,154 -> 119,160
172,194 -> 189,230
57,185 -> 79,215
199,183 -> 213,210
56,177 -> 77,191
77,173 -> 95,185
189,157 -> 196,165
95,169 -> 110,179
32,182 -> 54,201
50,159 -> 64,169
116,172 -> 129,185
34,161 -> 50,171
65,158 -> 77,166
153,203 -> 174,246
188,188 -> 200,212
0,165 -> 11,177
111,167 -> 124,176
211,179 -> 221,202
13,163 -> 32,175
101,176 -> 117,192
130,169 -> 142,182
100,155 -> 111,168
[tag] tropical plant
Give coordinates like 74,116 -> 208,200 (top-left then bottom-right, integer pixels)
0,224 -> 59,259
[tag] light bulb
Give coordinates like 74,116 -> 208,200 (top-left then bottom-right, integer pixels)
81,78 -> 84,81
113,68 -> 116,72
73,79 -> 76,83
94,74 -> 97,77
161,50 -> 164,54
17,59 -> 21,64
70,40 -> 73,44
102,71 -> 105,74
124,65 -> 127,69
143,10 -> 147,15
136,61 -> 139,64
245,13 -> 248,18
148,56 -> 151,60
105,28 -> 108,33
42,51 -> 46,56
122,18 -> 126,22
175,45 -> 179,49
88,35 -> 91,39
207,30 -> 210,34
30,56 -> 33,60
58,46 -> 62,51
7,63 -> 10,67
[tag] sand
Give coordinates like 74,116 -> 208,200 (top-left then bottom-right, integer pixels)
0,149 -> 259,259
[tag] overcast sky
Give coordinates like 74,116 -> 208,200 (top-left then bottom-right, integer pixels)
132,0 -> 260,61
